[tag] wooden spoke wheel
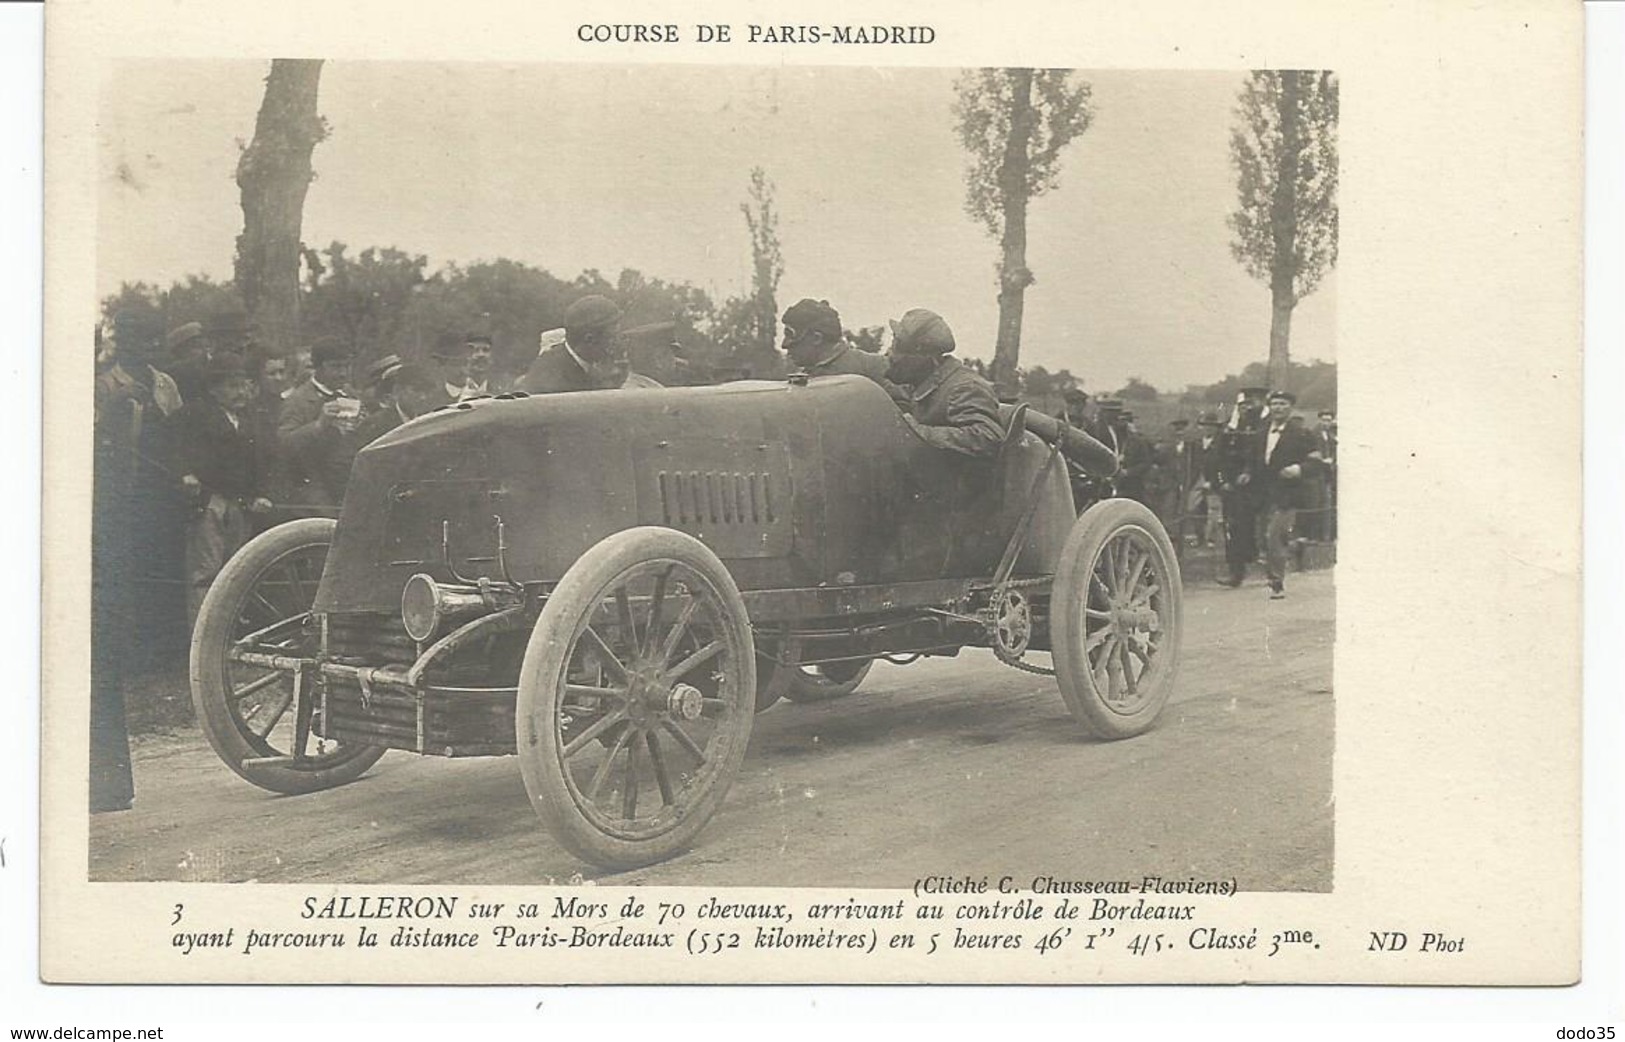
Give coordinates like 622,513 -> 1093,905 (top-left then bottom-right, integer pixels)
189,518 -> 385,794
517,527 -> 756,870
1051,499 -> 1183,739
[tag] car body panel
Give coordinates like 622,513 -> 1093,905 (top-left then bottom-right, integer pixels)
313,375 -> 1073,616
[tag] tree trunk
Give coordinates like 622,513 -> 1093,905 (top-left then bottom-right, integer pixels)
753,289 -> 779,377
990,69 -> 1036,397
1266,70 -> 1302,392
234,60 -> 325,357
1268,290 -> 1294,392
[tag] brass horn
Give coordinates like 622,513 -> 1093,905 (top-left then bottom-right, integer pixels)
400,573 -> 491,643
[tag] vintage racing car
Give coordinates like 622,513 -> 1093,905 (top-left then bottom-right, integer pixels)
191,375 -> 1183,869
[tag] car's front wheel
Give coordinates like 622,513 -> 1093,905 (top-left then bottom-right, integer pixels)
1049,499 -> 1183,739
190,517 -> 386,794
516,527 -> 757,870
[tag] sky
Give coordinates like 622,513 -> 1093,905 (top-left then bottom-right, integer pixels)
99,61 -> 1336,392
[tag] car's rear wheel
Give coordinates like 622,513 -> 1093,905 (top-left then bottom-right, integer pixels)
1050,499 -> 1183,739
190,517 -> 386,794
516,527 -> 756,870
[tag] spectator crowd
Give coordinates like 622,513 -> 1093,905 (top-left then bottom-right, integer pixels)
1055,384 -> 1338,596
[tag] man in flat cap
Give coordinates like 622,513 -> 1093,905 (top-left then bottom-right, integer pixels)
174,354 -> 273,625
164,321 -> 209,403
520,295 -> 627,394
278,336 -> 364,511
884,308 -> 1003,460
780,298 -> 901,398
1236,389 -> 1319,598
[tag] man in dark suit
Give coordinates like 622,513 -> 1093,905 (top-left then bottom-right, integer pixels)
1187,411 -> 1226,548
463,331 -> 509,397
1058,388 -> 1111,508
1305,408 -> 1338,541
519,295 -> 626,394
92,309 -> 184,812
245,347 -> 291,523
355,361 -> 445,445
1216,390 -> 1268,588
1113,410 -> 1154,505
1059,387 -> 1091,430
1157,418 -> 1193,542
1246,389 -> 1320,598
175,355 -> 273,625
428,334 -> 472,407
1088,397 -> 1125,484
277,336 -> 363,512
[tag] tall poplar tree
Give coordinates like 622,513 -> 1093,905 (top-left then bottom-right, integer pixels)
739,166 -> 785,376
953,68 -> 1094,394
1227,70 -> 1339,392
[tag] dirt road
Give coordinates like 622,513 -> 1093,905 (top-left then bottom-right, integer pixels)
90,571 -> 1334,891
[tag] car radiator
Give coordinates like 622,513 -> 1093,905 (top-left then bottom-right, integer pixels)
320,612 -> 518,757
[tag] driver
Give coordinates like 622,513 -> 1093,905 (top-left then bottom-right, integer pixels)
779,298 -> 901,399
884,308 -> 1003,460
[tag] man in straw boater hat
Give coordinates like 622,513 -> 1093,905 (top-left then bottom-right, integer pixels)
357,360 -> 445,443
883,308 -> 1003,460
